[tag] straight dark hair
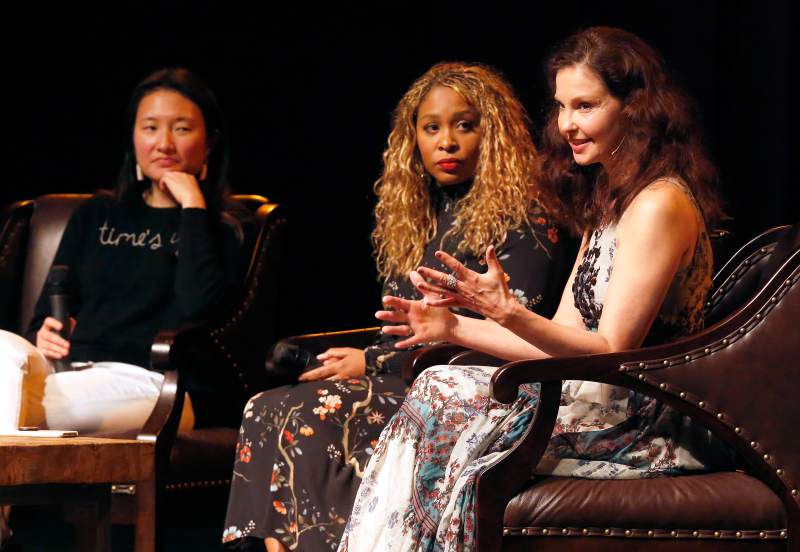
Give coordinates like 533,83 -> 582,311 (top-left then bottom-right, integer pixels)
538,27 -> 724,234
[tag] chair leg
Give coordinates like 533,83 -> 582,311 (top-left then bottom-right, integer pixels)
135,478 -> 157,552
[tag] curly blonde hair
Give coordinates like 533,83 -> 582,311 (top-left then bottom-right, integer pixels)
373,62 -> 547,279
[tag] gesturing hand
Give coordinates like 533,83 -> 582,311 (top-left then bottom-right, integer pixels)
376,271 -> 459,349
298,347 -> 366,382
415,245 -> 519,325
158,171 -> 206,209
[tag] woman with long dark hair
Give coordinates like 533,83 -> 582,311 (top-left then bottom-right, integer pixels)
12,68 -> 242,434
340,27 -> 732,552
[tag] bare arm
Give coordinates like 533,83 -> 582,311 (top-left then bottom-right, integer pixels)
390,182 -> 699,360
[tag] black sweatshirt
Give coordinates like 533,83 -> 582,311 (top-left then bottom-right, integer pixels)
27,194 -> 242,368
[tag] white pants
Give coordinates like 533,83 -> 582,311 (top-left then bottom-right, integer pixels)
0,330 -> 164,435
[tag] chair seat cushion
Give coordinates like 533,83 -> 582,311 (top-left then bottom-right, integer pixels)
505,472 -> 786,531
167,427 -> 238,483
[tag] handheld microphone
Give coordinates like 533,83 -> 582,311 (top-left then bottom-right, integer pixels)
266,341 -> 320,379
46,265 -> 71,372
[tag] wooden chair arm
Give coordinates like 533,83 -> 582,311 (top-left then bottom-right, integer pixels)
284,327 -> 381,356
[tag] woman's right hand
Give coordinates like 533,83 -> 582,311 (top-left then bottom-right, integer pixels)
35,316 -> 73,360
376,271 -> 459,349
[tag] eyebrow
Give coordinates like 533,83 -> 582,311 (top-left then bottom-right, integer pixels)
138,115 -> 196,122
418,110 -> 479,121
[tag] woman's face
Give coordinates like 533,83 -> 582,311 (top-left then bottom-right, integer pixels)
415,85 -> 481,186
555,64 -> 624,168
133,89 -> 208,182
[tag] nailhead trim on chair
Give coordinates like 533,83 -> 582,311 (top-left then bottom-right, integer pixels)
208,217 -> 286,392
619,268 -> 800,505
705,245 -> 774,313
165,478 -> 231,491
501,527 -> 788,540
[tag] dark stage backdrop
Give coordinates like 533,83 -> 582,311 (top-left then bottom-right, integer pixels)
3,1 -> 796,338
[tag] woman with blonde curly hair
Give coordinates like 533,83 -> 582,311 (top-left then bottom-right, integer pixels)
222,62 -> 573,551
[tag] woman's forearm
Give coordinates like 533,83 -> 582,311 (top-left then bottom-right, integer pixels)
448,303 -> 612,361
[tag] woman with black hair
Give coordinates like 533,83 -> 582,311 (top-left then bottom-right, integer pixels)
12,67 -> 243,435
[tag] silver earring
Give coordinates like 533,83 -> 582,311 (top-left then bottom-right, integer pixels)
135,164 -> 144,181
199,163 -> 208,181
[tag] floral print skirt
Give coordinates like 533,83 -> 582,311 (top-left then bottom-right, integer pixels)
338,364 -> 732,552
223,374 -> 408,551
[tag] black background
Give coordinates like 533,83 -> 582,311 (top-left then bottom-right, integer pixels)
3,1 -> 796,337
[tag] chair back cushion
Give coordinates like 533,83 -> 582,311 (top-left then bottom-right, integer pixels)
19,194 -> 90,335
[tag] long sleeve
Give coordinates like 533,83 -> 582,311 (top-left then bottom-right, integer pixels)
174,208 -> 243,319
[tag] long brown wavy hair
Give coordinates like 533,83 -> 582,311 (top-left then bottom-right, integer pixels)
538,27 -> 724,234
373,62 -> 550,279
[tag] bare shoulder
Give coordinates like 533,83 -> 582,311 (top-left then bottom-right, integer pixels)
620,180 -> 698,235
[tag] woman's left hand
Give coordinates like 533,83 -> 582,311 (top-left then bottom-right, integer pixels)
416,245 -> 519,325
159,171 -> 206,209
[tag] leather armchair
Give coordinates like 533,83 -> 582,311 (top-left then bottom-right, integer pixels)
0,193 -> 288,550
413,223 -> 799,551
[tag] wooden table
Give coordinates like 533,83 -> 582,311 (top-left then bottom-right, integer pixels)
0,435 -> 154,551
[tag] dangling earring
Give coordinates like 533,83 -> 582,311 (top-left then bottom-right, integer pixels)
610,136 -> 626,157
199,163 -> 208,181
135,164 -> 144,181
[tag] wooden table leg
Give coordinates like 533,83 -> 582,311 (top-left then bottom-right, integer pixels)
135,477 -> 156,552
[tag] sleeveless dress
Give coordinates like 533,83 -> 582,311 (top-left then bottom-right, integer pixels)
338,180 -> 733,552
221,182 -> 574,550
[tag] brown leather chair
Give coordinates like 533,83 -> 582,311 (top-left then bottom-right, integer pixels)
412,223 -> 799,551
0,193 -> 288,550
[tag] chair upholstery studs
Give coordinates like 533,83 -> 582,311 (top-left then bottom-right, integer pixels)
639,362 -> 645,368
663,360 -> 670,366
781,531 -> 787,538
722,338 -> 729,345
647,530 -> 654,537
604,529 -> 611,535
638,373 -> 645,380
562,528 -> 568,535
763,454 -> 770,461
736,531 -> 742,538
735,427 -> 742,434
777,468 -> 784,476
624,529 -> 632,537
760,247 -> 767,253
670,530 -> 677,537
787,279 -> 792,286
756,313 -> 762,319
751,441 -> 758,448
582,529 -> 589,535
704,348 -> 710,354
792,489 -> 798,496
771,297 -> 777,303
522,528 -> 529,536
542,528 -> 549,535
716,412 -> 724,419
706,301 -> 712,307
698,401 -> 705,408
692,531 -> 699,537
679,392 -> 686,399
739,328 -> 746,334
684,355 -> 691,361
503,529 -> 510,536
659,383 -> 667,390
714,531 -> 721,538
760,531 -> 766,538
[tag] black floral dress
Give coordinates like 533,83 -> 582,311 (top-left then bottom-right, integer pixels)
222,182 -> 574,550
